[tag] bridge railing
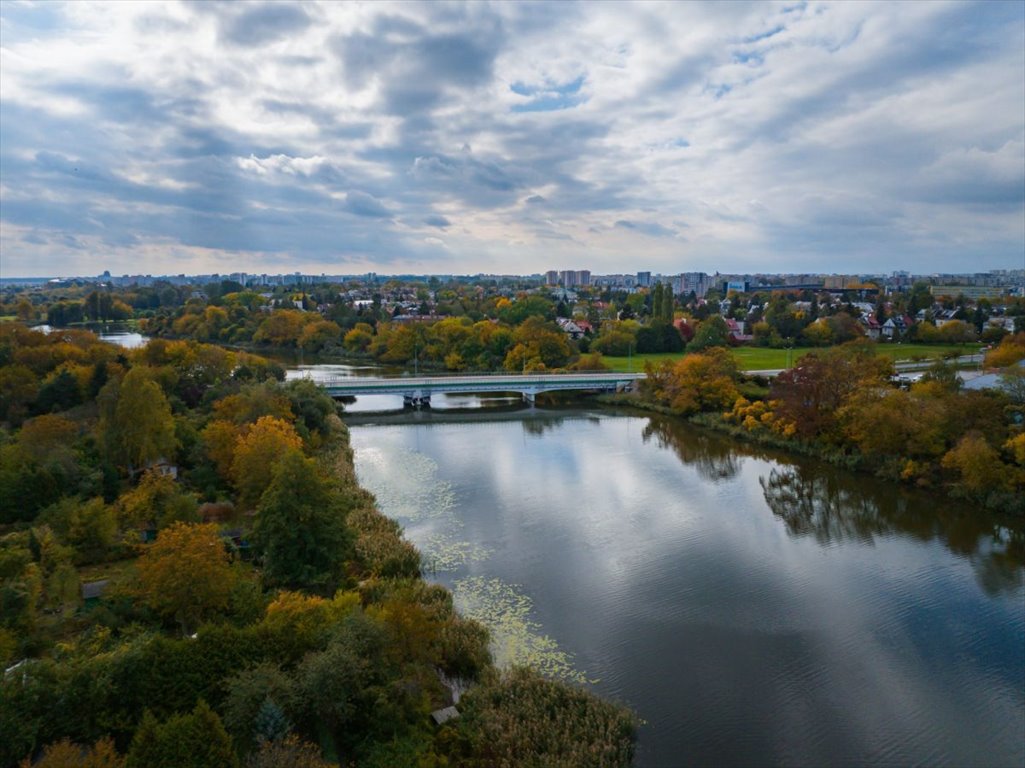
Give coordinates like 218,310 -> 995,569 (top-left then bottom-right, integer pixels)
314,371 -> 645,390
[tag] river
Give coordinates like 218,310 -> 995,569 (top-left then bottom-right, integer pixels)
344,399 -> 1024,767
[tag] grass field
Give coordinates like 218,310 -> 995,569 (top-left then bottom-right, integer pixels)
602,343 -> 985,373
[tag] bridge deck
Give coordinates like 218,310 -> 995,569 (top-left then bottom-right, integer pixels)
319,372 -> 645,397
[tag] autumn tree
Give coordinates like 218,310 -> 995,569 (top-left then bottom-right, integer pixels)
246,735 -> 334,768
117,470 -> 199,530
253,310 -> 307,347
771,343 -> 893,440
137,522 -> 234,633
643,347 -> 739,415
984,332 -> 1025,368
19,737 -> 125,768
503,317 -> 572,371
838,388 -> 947,459
941,434 -> 1009,495
231,416 -> 303,509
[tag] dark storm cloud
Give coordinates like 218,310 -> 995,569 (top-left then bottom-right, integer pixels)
423,215 -> 452,229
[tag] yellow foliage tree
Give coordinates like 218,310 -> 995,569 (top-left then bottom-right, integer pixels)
644,348 -> 740,415
941,434 -> 1008,495
984,332 -> 1025,368
137,522 -> 234,633
230,416 -> 303,508
19,737 -> 125,768
201,419 -> 241,481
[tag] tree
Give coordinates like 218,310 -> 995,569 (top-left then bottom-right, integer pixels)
246,735 -> 334,768
117,470 -> 199,530
20,737 -> 125,768
253,449 -> 352,592
502,317 -> 572,371
126,701 -> 238,768
224,664 -> 297,754
643,348 -> 740,415
104,367 -> 178,472
34,369 -> 82,414
941,434 -> 1008,495
771,344 -> 893,439
231,416 -> 303,509
253,310 -> 307,347
687,315 -> 731,352
985,332 -> 1025,368
838,388 -> 947,459
68,498 -> 119,562
137,522 -> 234,633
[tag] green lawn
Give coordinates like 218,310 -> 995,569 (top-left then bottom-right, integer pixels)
601,343 -> 985,373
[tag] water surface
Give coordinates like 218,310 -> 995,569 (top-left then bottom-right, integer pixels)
349,408 -> 1024,767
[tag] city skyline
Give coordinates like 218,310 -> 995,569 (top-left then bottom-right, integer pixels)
1,1 -> 1023,277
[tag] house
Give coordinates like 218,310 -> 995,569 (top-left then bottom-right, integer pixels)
81,580 -> 109,609
144,457 -> 178,480
556,318 -> 585,340
861,315 -> 882,340
882,315 -> 912,340
724,318 -> 752,343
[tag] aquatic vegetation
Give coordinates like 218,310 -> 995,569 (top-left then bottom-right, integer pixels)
454,576 -> 589,684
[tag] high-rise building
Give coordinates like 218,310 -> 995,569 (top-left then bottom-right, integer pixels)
545,270 -> 559,286
636,271 -> 651,287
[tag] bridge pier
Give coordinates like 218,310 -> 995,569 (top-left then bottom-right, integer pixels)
403,393 -> 431,409
522,391 -> 536,405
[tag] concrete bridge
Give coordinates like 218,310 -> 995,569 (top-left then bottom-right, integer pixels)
320,372 -> 645,407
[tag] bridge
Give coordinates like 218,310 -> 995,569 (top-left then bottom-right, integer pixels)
318,372 -> 646,407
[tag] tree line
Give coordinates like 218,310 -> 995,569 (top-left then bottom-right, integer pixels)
639,335 -> 1025,515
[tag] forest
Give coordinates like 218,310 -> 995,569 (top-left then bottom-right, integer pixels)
0,324 -> 636,767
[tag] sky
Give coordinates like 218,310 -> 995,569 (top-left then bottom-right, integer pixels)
1,0 -> 1023,278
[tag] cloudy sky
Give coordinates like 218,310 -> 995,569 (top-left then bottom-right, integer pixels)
1,1 -> 1023,278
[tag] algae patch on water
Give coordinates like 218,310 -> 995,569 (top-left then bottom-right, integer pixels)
354,445 -> 489,572
453,576 -> 589,685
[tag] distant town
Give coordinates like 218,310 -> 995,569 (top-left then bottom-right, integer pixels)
3,267 -> 1023,301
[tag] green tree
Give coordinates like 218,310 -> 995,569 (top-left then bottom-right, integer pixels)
103,367 -> 178,472
126,701 -> 238,768
687,315 -> 731,352
253,449 -> 353,593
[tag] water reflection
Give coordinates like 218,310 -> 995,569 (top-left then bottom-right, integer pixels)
350,408 -> 1025,767
641,415 -> 743,482
759,464 -> 1023,596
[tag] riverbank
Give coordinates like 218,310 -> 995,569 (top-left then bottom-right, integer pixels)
597,389 -> 1023,518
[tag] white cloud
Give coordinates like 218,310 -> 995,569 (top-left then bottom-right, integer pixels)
0,0 -> 1022,276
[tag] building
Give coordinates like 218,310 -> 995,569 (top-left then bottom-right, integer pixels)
929,285 -> 1010,301
674,272 -> 713,298
556,270 -> 591,287
636,271 -> 651,287
545,270 -> 559,286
